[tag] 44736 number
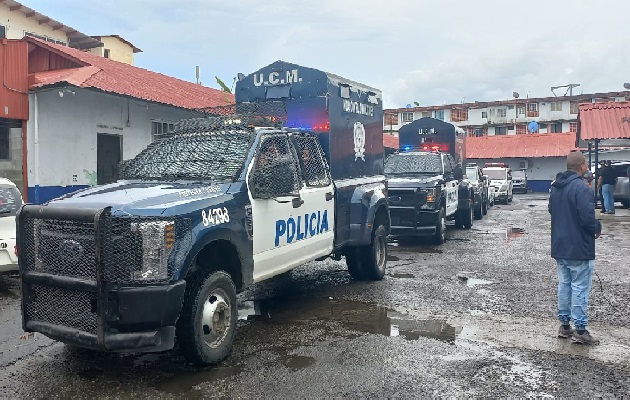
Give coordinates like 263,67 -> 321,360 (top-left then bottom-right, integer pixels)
202,207 -> 230,226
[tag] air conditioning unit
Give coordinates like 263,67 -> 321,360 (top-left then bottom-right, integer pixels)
518,160 -> 529,170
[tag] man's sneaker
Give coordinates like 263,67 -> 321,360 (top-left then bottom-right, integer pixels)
558,325 -> 575,339
571,330 -> 600,345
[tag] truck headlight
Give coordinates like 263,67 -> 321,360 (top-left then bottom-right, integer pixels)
131,221 -> 175,280
420,188 -> 438,209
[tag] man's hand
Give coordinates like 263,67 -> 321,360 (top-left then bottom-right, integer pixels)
595,232 -> 601,239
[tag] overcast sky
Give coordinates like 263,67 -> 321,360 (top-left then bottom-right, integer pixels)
23,0 -> 630,108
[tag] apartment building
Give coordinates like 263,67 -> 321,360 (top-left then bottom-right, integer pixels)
385,91 -> 630,137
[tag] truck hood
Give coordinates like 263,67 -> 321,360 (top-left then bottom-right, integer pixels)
387,175 -> 444,188
45,180 -> 231,215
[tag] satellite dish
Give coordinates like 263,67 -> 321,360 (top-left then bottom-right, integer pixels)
513,92 -> 520,98
624,83 -> 630,90
528,121 -> 539,133
406,104 -> 412,108
237,73 -> 246,81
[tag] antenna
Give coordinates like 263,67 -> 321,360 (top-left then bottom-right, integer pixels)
551,83 -> 580,97
513,92 -> 520,99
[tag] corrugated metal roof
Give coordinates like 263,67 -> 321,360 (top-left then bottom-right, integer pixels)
383,133 -> 398,149
0,40 -> 28,120
467,133 -> 577,159
25,37 -> 234,110
578,101 -> 630,140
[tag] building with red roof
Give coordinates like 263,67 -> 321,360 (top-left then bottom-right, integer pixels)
6,36 -> 234,203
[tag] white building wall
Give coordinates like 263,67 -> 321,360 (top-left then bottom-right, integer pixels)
469,157 -> 567,192
27,87 -> 201,202
0,4 -> 68,43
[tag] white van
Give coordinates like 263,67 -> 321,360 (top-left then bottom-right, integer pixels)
0,178 -> 23,272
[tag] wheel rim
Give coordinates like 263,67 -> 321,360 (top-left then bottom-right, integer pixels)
201,289 -> 232,349
375,233 -> 386,271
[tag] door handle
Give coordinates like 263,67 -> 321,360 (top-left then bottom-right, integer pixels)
292,197 -> 304,208
325,192 -> 334,201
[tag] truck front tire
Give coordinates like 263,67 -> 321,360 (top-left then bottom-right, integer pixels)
345,225 -> 387,281
432,208 -> 446,245
176,270 -> 237,365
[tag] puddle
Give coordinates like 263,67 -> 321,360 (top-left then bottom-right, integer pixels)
506,227 -> 526,241
280,354 -> 316,371
238,298 -> 460,343
390,273 -> 415,279
154,365 -> 243,394
466,278 -> 493,287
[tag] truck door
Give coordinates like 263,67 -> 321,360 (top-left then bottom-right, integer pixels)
247,133 -> 334,283
443,154 -> 458,215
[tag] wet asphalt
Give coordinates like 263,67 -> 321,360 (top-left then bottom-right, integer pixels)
0,194 -> 629,397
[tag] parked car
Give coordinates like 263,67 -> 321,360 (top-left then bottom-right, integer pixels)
512,169 -> 528,193
593,161 -> 630,208
0,178 -> 23,272
465,163 -> 490,218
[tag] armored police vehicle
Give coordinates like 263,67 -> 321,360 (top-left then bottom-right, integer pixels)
17,61 -> 390,366
385,118 -> 474,244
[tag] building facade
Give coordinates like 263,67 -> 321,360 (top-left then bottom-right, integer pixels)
385,91 -> 630,137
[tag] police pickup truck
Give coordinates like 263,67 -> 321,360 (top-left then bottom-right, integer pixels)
385,118 -> 475,245
16,61 -> 390,366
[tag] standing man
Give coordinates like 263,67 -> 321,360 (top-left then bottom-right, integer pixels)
549,151 -> 602,345
598,160 -> 616,214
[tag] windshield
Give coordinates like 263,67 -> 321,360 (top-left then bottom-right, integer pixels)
384,153 -> 443,175
466,168 -> 478,181
0,185 -> 22,217
485,169 -> 507,180
121,131 -> 253,181
512,170 -> 526,179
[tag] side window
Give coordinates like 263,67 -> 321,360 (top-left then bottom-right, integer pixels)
292,134 -> 331,187
250,134 -> 301,198
443,155 -> 454,174
507,170 -> 512,180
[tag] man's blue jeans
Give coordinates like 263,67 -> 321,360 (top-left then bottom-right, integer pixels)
556,259 -> 594,330
602,183 -> 615,212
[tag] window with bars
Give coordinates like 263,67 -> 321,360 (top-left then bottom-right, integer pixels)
151,121 -> 176,141
550,122 -> 563,133
516,125 -> 527,135
481,111 -> 488,119
385,113 -> 398,125
496,108 -> 507,118
402,112 -> 414,123
451,109 -> 468,122
569,122 -> 577,132
495,126 -> 508,135
527,103 -> 539,117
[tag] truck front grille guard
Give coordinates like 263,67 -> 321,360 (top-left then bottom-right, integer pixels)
17,205 -> 191,346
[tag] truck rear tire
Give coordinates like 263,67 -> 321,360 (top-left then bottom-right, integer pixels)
463,206 -> 473,229
176,270 -> 237,366
432,208 -> 446,245
474,202 -> 483,220
345,225 -> 387,281
482,200 -> 488,215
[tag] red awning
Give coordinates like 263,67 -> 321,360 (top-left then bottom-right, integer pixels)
578,101 -> 630,141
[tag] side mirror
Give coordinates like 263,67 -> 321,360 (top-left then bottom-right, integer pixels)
482,176 -> 488,182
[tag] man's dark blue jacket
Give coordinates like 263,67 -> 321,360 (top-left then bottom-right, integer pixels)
549,171 -> 602,260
